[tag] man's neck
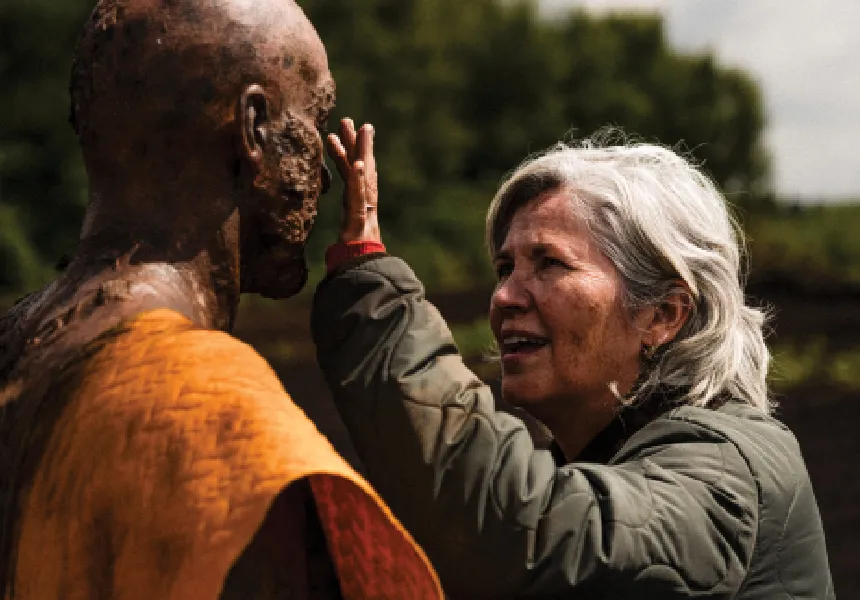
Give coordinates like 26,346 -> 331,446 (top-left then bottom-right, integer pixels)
74,197 -> 242,332
69,248 -> 236,332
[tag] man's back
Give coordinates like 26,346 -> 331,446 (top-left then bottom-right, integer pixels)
2,307 -> 442,598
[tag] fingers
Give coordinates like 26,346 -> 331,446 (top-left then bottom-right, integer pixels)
345,159 -> 366,215
339,118 -> 358,161
355,123 -> 372,160
327,120 -> 377,185
355,124 -> 375,174
355,124 -> 377,208
326,133 -> 349,180
326,118 -> 380,239
327,118 -> 363,180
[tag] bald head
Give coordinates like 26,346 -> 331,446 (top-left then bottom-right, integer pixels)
70,0 -> 333,157
70,0 -> 336,298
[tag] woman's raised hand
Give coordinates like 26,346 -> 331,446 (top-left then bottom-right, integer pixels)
326,118 -> 381,244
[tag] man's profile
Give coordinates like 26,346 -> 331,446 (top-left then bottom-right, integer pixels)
0,0 -> 441,597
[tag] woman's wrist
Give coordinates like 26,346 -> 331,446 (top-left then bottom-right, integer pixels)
325,240 -> 387,273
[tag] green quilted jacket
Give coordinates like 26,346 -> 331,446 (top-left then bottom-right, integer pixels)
311,255 -> 834,599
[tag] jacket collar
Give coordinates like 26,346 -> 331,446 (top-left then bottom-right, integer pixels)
549,391 -> 686,465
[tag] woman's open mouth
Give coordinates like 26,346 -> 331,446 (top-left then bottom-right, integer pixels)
500,335 -> 549,360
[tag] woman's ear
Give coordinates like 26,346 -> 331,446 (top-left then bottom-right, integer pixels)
640,282 -> 694,349
238,84 -> 269,168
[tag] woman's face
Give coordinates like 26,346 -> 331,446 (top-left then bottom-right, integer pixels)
489,191 -> 645,413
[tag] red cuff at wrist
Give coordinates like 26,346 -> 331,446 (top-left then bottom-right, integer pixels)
325,240 -> 387,273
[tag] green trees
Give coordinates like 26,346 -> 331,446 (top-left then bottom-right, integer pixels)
0,0 -> 770,296
300,0 -> 770,289
0,0 -> 93,296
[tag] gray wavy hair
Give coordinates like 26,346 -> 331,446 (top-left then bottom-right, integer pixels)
486,134 -> 772,413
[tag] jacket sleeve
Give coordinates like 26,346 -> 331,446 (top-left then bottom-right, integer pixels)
311,256 -> 758,599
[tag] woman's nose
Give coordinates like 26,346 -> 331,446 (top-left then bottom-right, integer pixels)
491,272 -> 531,313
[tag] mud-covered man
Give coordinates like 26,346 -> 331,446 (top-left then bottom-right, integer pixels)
0,1 -> 441,598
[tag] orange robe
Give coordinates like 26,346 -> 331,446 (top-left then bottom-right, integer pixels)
10,309 -> 442,599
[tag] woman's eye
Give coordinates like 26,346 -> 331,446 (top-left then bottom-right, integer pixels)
540,256 -> 567,270
495,263 -> 513,280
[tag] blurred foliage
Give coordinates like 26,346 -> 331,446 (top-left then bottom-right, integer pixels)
0,204 -> 50,293
0,0 -> 93,297
770,339 -> 860,393
4,0 -> 855,300
747,204 -> 860,288
300,0 -> 773,290
449,317 -> 501,382
450,317 -> 496,362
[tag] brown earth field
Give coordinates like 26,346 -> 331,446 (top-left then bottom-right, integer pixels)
235,278 -> 860,597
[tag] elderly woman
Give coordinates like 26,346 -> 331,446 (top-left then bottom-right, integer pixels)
313,120 -> 834,599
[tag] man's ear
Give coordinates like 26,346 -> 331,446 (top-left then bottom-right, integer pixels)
238,84 -> 269,168
639,283 -> 695,349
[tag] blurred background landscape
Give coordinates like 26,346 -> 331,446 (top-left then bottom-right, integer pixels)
1,0 -> 857,594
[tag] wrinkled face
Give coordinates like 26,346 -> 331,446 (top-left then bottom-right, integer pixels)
240,30 -> 335,299
489,191 -> 644,415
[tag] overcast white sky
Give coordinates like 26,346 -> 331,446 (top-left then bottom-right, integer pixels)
537,0 -> 860,201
